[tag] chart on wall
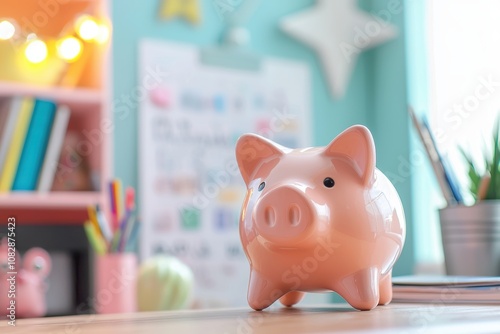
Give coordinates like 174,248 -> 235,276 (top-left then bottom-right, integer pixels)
139,39 -> 311,307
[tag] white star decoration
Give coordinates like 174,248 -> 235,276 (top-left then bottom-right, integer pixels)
281,0 -> 398,99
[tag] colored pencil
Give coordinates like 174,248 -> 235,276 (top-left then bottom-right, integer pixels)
119,213 -> 135,252
83,221 -> 106,255
92,179 -> 139,253
118,187 -> 135,251
110,229 -> 121,253
125,218 -> 140,252
87,205 -> 101,236
109,181 -> 117,231
95,204 -> 113,242
114,179 -> 124,222
110,179 -> 124,232
125,187 -> 135,214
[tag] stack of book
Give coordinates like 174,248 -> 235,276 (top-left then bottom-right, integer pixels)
0,96 -> 70,192
392,275 -> 500,304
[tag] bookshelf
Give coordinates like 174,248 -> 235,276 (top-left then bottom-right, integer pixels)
0,0 -> 111,224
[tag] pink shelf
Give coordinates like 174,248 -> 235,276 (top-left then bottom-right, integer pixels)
0,192 -> 101,209
0,81 -> 103,105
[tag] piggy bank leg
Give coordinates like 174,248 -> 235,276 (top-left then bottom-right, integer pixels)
248,270 -> 285,310
378,272 -> 393,305
337,267 -> 380,311
279,291 -> 305,307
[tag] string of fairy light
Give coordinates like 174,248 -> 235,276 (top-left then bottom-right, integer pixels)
0,15 -> 109,64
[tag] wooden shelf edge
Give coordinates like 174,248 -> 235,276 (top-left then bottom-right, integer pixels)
0,209 -> 89,225
0,192 -> 101,209
0,81 -> 103,105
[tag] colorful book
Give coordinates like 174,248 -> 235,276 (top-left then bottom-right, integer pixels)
13,99 -> 57,191
37,105 -> 71,192
0,97 -> 23,177
0,98 -> 34,192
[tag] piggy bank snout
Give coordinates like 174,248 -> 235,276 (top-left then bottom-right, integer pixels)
254,186 -> 316,244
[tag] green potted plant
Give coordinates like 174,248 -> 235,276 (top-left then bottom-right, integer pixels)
439,121 -> 500,276
461,121 -> 500,201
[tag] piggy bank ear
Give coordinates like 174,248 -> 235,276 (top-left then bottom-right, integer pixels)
236,134 -> 284,185
323,125 -> 376,186
23,248 -> 52,278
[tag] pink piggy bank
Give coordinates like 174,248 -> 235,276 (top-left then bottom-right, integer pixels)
0,239 -> 52,318
235,125 -> 405,311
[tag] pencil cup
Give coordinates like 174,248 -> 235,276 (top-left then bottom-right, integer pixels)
94,253 -> 138,314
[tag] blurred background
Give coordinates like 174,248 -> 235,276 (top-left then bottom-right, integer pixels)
0,0 -> 499,317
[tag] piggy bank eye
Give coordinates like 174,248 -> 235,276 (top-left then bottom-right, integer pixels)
323,177 -> 335,188
32,257 -> 47,272
1,262 -> 8,272
258,182 -> 266,191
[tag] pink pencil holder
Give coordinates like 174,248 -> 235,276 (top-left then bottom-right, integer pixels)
94,253 -> 138,314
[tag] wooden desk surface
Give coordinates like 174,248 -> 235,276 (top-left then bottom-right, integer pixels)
2,303 -> 500,334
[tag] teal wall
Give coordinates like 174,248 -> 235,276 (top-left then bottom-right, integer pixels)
368,0 -> 414,275
405,0 -> 443,265
112,0 -> 414,275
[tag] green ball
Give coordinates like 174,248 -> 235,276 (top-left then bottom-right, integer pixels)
137,256 -> 194,311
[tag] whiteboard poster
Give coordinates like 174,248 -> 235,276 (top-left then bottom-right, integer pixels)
139,39 -> 311,307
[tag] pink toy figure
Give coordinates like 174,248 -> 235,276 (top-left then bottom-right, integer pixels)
235,125 -> 405,311
0,239 -> 52,318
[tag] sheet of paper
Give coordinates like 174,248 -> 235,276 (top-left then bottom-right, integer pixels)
392,275 -> 500,304
393,275 -> 500,287
139,39 -> 311,307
